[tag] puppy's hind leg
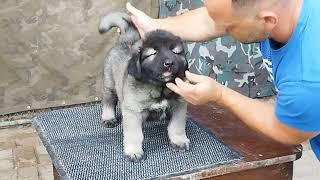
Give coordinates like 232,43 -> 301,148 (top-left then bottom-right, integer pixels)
102,89 -> 120,128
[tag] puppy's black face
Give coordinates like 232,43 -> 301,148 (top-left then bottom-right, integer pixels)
133,30 -> 187,85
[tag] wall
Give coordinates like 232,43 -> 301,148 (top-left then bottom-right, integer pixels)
0,0 -> 159,115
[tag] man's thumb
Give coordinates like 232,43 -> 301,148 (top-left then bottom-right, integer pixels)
131,16 -> 145,38
126,3 -> 143,16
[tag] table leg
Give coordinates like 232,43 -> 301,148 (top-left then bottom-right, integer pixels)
53,165 -> 61,180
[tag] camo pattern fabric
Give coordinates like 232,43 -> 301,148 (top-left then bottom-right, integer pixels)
160,0 -> 276,98
0,0 -> 159,116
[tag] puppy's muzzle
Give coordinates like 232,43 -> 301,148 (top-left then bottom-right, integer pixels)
163,60 -> 174,68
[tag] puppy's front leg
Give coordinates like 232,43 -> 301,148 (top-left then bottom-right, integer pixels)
102,90 -> 119,128
168,101 -> 190,151
122,108 -> 144,162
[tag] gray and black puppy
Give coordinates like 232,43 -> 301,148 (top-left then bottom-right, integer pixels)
99,12 -> 189,162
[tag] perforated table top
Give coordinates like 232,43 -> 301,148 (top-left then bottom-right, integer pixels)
33,104 -> 241,180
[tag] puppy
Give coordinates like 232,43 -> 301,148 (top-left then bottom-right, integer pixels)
99,12 -> 189,162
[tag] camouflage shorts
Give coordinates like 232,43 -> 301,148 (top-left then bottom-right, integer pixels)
159,0 -> 276,98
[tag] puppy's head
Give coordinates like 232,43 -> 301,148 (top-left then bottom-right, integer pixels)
128,30 -> 187,86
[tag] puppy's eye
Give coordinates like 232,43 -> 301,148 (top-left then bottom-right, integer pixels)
143,48 -> 157,58
172,46 -> 183,54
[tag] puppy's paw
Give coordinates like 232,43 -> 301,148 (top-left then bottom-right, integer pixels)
169,135 -> 190,151
124,153 -> 145,162
101,107 -> 119,128
124,146 -> 145,162
101,118 -> 120,128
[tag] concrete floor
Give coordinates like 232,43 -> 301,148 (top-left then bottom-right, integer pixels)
293,142 -> 320,180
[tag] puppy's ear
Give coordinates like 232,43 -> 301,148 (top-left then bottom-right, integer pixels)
128,53 -> 142,80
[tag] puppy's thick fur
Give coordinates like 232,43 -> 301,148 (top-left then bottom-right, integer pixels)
99,12 -> 189,162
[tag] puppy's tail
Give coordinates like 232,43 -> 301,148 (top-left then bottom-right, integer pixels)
99,12 -> 140,47
98,12 -> 131,34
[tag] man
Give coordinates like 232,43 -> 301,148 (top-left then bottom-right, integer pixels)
126,0 -> 320,160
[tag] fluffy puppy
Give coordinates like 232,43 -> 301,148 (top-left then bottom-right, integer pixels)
99,12 -> 189,162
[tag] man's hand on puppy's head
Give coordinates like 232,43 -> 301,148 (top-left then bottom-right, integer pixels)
126,2 -> 158,38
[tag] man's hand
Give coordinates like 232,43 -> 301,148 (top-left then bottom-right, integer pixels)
126,3 -> 158,38
166,71 -> 223,105
127,3 -> 222,41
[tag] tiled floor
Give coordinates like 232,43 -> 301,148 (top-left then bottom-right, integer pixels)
0,126 -> 53,180
0,125 -> 318,179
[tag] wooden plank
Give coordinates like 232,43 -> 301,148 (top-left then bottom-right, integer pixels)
205,162 -> 293,180
188,104 -> 302,161
183,104 -> 301,178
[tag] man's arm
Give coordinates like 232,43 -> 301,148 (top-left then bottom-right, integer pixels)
218,84 -> 318,144
127,3 -> 226,41
156,7 -> 226,41
167,71 -> 319,144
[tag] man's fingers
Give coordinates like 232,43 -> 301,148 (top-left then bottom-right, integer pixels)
175,78 -> 195,92
185,71 -> 206,83
126,3 -> 144,16
166,83 -> 183,95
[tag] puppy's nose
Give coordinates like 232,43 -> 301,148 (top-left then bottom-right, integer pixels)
164,60 -> 174,68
